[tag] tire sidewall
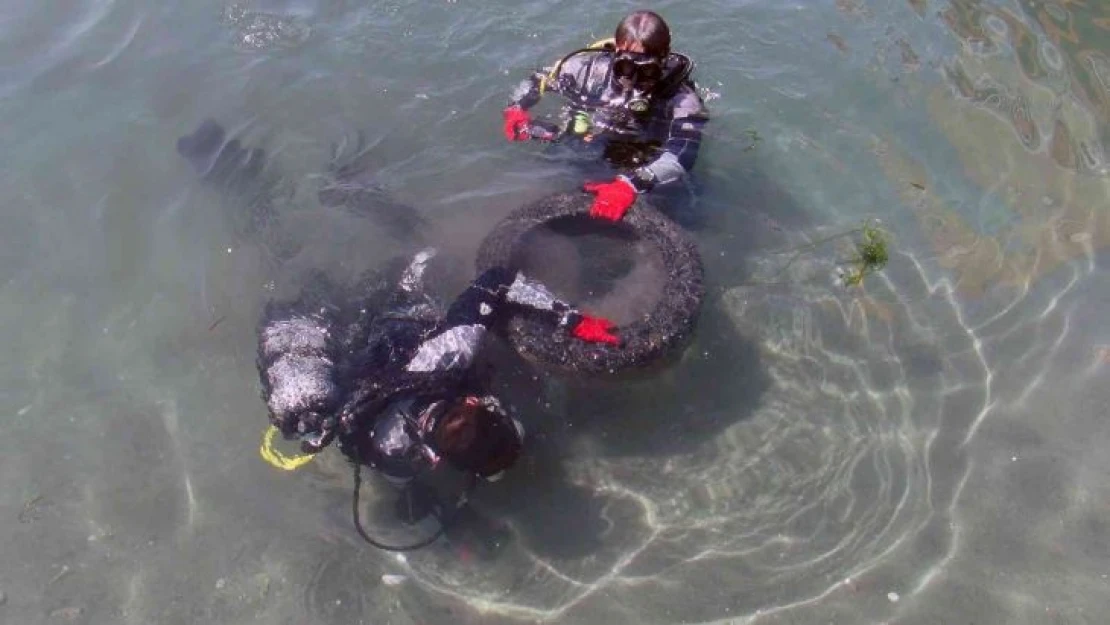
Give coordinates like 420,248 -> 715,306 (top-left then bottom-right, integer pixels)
475,192 -> 704,375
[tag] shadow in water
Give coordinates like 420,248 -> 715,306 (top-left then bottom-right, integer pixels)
566,301 -> 769,457
694,162 -> 818,293
176,118 -> 428,246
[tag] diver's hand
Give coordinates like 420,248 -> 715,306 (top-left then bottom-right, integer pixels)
299,428 -> 336,454
584,177 -> 636,221
502,106 -> 531,141
571,314 -> 620,345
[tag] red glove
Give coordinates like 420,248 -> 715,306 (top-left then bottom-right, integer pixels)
503,106 -> 531,141
572,314 -> 620,345
584,178 -> 636,221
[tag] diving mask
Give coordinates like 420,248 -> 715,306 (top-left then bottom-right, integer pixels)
613,52 -> 664,86
613,52 -> 663,114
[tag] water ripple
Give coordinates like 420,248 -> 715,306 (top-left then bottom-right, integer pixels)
222,3 -> 312,53
0,0 -> 147,98
321,246 -> 996,623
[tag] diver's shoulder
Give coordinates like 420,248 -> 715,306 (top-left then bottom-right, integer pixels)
668,81 -> 710,118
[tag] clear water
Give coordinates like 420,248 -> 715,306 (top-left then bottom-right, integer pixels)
2,1 -> 1109,623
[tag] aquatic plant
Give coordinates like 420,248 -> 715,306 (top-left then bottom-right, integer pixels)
758,220 -> 891,287
840,222 -> 889,287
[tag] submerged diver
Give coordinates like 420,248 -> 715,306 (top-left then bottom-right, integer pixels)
177,119 -> 618,545
502,10 -> 710,221
259,248 -> 618,477
258,244 -> 619,550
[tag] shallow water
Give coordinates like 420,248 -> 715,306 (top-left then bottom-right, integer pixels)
2,0 -> 1109,623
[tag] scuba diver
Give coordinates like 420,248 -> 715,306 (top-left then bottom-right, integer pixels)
177,118 -> 619,549
502,10 -> 710,222
259,247 -> 620,548
259,248 -> 618,474
258,247 -> 619,550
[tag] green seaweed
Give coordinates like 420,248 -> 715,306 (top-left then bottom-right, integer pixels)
754,220 -> 891,288
840,222 -> 890,287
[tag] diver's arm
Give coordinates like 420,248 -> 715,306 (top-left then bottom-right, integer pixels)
499,270 -> 619,344
257,307 -> 343,451
505,54 -> 597,143
404,267 -> 569,372
504,67 -> 557,141
628,85 -> 709,192
508,71 -> 547,110
404,267 -> 616,372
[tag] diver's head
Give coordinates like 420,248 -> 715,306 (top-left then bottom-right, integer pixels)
611,52 -> 663,113
615,10 -> 671,58
433,395 -> 523,479
611,11 -> 671,114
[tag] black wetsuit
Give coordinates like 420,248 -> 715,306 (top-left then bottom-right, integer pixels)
509,48 -> 710,192
257,248 -> 580,482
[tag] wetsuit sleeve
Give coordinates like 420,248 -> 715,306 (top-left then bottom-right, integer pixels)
257,306 -> 342,447
628,83 -> 710,192
404,267 -> 577,372
508,71 -> 547,110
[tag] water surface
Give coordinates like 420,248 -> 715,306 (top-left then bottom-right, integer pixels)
1,1 -> 1109,623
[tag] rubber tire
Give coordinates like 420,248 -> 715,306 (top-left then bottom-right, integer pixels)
476,191 -> 704,375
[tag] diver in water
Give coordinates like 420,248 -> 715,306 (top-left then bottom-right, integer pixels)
178,118 -> 618,544
502,10 -> 709,222
258,248 -> 618,475
257,242 -> 619,549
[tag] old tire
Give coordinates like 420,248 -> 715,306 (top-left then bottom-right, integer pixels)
475,192 -> 704,375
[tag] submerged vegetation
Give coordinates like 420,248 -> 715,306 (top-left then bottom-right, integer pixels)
759,219 -> 891,288
840,222 -> 889,287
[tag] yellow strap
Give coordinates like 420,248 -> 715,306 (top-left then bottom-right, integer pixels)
259,425 -> 317,471
540,37 -> 615,95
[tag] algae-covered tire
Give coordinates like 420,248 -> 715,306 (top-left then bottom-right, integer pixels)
476,192 -> 704,375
